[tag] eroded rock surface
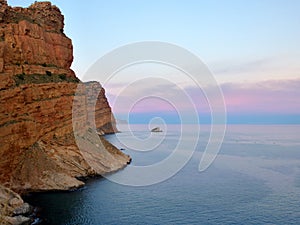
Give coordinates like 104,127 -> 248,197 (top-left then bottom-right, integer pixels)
0,185 -> 32,225
0,0 -> 129,196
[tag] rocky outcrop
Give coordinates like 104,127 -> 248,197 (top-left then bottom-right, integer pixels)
0,185 -> 32,225
151,127 -> 163,132
85,81 -> 118,134
0,0 -> 130,198
0,1 -> 75,90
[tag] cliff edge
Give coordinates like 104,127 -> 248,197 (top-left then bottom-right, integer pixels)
0,0 -> 130,197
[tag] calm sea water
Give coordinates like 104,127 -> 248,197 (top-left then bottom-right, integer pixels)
25,125 -> 300,225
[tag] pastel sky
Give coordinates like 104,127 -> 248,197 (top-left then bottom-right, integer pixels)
9,0 -> 300,124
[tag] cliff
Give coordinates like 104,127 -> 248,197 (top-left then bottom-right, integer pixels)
0,0 -> 129,197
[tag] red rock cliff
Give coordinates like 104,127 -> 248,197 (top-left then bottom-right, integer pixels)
0,1 -> 129,193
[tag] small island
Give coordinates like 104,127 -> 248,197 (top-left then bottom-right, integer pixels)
151,127 -> 163,133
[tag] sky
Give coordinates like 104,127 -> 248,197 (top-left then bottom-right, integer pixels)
9,0 -> 300,124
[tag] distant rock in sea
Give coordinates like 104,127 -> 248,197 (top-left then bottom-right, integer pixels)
151,127 -> 163,132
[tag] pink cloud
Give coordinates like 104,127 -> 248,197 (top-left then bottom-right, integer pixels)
222,79 -> 300,114
105,78 -> 300,115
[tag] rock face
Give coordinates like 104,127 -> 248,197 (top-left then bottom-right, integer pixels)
0,185 -> 32,225
84,81 -> 118,134
0,1 -> 74,90
0,0 -> 129,196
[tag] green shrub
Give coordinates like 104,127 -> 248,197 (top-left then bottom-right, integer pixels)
59,74 -> 66,80
16,74 -> 24,80
14,73 -> 79,86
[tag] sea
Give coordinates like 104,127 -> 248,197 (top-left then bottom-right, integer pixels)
24,125 -> 300,225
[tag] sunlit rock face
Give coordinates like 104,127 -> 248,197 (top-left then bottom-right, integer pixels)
0,1 -> 129,193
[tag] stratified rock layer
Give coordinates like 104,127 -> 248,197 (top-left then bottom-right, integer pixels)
0,1 -> 129,194
0,1 -> 74,90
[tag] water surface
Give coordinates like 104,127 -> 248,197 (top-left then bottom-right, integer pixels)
25,125 -> 300,224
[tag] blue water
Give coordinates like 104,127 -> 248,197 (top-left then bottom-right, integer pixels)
25,125 -> 300,224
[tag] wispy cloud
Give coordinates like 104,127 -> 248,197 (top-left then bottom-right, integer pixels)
210,55 -> 300,83
105,81 -> 207,114
105,78 -> 300,117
